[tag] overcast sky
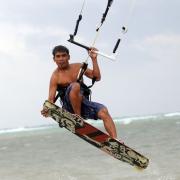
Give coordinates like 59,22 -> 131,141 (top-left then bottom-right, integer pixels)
0,0 -> 180,129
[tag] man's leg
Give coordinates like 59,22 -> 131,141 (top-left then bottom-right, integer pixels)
69,82 -> 82,116
98,108 -> 117,139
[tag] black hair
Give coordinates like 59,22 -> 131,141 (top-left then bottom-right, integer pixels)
52,45 -> 69,57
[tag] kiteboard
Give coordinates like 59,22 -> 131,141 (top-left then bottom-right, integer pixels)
43,100 -> 149,169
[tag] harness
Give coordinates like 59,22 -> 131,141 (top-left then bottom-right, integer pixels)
54,85 -> 67,104
54,63 -> 96,103
54,81 -> 96,104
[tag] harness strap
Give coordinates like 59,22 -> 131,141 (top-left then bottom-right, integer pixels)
54,86 -> 67,103
77,62 -> 88,83
77,62 -> 96,88
54,92 -> 60,103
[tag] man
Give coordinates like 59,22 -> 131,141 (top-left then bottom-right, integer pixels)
41,45 -> 117,139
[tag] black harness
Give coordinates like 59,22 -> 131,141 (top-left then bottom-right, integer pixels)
54,63 -> 96,103
54,85 -> 67,104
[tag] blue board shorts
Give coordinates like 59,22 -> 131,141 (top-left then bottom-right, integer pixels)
62,83 -> 106,120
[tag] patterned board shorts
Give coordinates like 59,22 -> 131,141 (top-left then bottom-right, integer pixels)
62,83 -> 106,120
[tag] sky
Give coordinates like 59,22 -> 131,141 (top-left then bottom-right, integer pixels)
0,0 -> 180,129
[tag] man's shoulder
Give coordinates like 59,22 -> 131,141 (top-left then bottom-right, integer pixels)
70,62 -> 82,67
70,63 -> 82,70
51,69 -> 59,79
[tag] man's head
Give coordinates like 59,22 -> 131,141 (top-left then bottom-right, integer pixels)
52,45 -> 70,69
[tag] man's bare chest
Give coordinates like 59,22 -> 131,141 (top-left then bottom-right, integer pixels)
57,69 -> 79,86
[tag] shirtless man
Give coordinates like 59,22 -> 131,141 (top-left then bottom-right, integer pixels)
41,45 -> 117,138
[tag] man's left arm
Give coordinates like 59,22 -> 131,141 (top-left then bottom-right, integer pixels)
84,47 -> 101,81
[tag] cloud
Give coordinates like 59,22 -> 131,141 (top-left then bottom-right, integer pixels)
145,34 -> 180,45
129,34 -> 180,62
0,23 -> 26,59
0,22 -> 70,62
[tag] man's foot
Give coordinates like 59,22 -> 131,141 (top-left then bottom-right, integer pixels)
73,114 -> 84,127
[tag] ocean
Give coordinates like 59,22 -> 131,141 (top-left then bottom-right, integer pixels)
0,113 -> 180,180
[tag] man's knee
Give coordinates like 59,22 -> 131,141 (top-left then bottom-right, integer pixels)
71,82 -> 81,93
69,82 -> 82,101
98,107 -> 110,120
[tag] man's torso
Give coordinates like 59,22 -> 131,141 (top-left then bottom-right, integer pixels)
54,63 -> 81,87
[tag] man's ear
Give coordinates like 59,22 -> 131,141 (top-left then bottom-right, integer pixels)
53,56 -> 55,62
68,55 -> 70,60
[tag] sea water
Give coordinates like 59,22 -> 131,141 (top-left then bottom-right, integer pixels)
0,113 -> 180,180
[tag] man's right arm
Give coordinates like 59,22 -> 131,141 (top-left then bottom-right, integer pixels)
41,73 -> 57,117
48,73 -> 57,103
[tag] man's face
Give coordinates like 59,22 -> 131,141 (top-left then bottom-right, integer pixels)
53,51 -> 70,69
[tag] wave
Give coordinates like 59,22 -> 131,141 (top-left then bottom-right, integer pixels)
116,112 -> 180,125
0,125 -> 56,135
113,115 -> 158,125
0,112 -> 180,134
86,115 -> 158,125
164,112 -> 180,117
85,112 -> 180,125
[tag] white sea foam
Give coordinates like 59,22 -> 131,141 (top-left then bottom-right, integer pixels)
87,114 -> 158,125
0,126 -> 54,134
114,115 -> 158,125
164,112 -> 180,117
